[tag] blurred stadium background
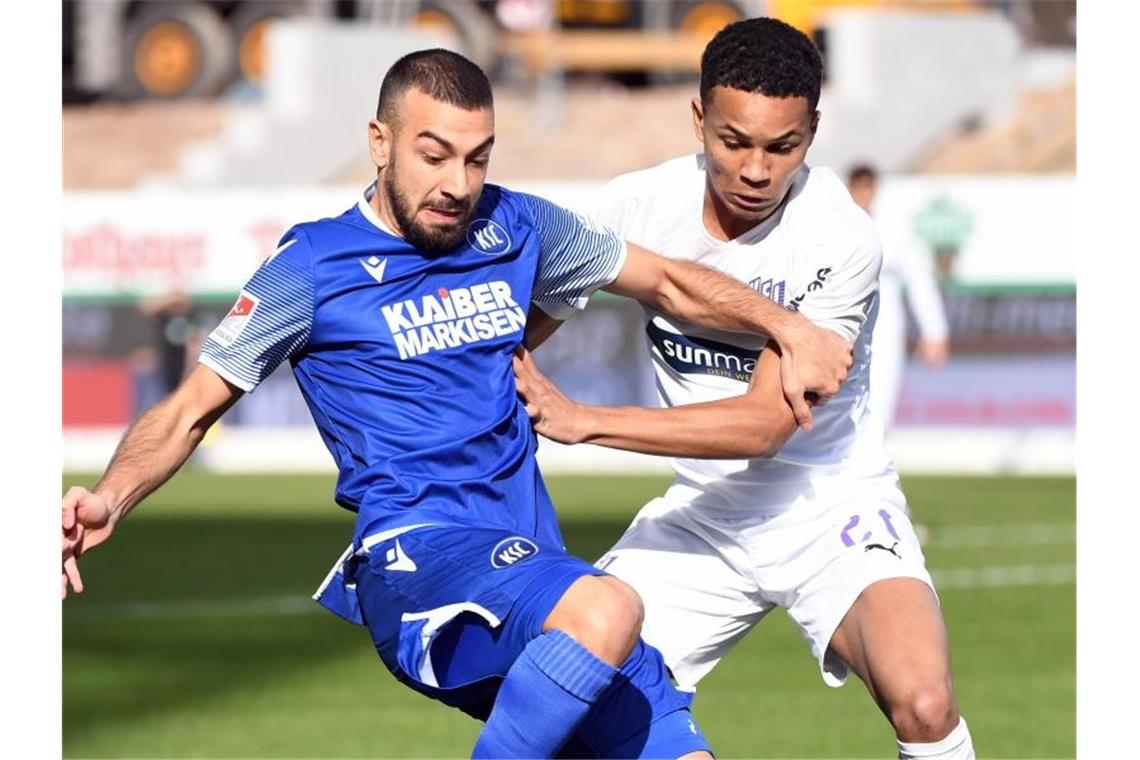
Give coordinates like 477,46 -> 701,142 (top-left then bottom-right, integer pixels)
62,1 -> 1075,757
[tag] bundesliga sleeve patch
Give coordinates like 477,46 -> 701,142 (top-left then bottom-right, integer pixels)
210,290 -> 261,347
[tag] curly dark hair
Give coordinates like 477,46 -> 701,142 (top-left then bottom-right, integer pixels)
700,17 -> 823,110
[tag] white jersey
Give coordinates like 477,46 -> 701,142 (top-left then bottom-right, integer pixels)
589,154 -> 900,517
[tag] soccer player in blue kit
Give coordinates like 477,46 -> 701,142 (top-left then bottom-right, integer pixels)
61,50 -> 851,758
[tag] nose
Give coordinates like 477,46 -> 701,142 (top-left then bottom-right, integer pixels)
439,160 -> 470,204
740,150 -> 770,188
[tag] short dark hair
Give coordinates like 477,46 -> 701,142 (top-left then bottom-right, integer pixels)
700,17 -> 823,111
376,48 -> 493,125
847,163 -> 878,184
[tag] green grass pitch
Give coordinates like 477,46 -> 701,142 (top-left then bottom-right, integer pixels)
62,472 -> 1074,758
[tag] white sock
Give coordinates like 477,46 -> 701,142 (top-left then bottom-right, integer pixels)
897,717 -> 974,759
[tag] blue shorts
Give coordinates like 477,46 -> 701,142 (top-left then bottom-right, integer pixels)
348,521 -> 710,758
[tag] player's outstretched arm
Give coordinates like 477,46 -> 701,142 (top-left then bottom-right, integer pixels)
603,243 -> 851,430
514,346 -> 797,459
62,364 -> 243,598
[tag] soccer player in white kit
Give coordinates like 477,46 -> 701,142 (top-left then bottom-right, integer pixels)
847,164 -> 951,429
518,18 -> 974,760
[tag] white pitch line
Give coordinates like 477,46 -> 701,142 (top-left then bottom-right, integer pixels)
65,595 -> 319,623
932,563 -> 1075,589
65,562 -> 1076,624
916,522 -> 1074,548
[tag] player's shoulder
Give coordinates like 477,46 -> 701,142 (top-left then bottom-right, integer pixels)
481,182 -> 554,226
283,195 -> 382,256
787,165 -> 880,255
483,182 -> 533,217
792,166 -> 876,236
603,153 -> 705,201
484,183 -> 587,246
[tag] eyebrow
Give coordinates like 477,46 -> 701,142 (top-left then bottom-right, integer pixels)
417,131 -> 496,156
718,123 -> 801,143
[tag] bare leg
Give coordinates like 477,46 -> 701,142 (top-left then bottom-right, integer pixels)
828,578 -> 961,743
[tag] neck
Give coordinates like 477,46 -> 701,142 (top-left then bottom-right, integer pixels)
371,175 -> 406,237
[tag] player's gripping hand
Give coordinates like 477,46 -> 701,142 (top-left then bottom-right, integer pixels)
513,346 -> 589,445
776,316 -> 853,430
62,486 -> 115,599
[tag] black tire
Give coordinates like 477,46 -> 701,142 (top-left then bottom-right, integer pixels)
403,1 -> 500,76
670,0 -> 746,35
226,0 -> 306,88
121,1 -> 233,100
649,0 -> 746,85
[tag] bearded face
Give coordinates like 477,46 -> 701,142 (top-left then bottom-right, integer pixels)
382,151 -> 475,255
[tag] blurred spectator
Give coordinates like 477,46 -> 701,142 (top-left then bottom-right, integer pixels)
130,291 -> 206,413
847,164 -> 950,429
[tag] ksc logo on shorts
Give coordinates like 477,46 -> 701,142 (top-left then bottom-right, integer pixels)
467,219 -> 511,256
491,537 -> 538,568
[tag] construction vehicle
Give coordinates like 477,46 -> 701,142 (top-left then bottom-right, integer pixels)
63,0 -> 764,101
63,1 -> 1068,102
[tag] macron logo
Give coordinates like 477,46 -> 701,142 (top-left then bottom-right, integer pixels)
490,537 -> 539,569
362,255 -> 388,284
384,539 -> 417,572
466,219 -> 511,256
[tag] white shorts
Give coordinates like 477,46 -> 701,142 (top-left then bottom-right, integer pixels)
596,491 -> 936,690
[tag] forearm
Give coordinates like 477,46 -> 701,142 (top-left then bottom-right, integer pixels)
95,383 -> 229,522
653,259 -> 797,343
575,398 -> 795,459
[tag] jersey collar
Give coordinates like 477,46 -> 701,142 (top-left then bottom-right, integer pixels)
357,182 -> 400,237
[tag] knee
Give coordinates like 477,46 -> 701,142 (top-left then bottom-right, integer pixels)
550,576 -> 644,666
889,683 -> 959,743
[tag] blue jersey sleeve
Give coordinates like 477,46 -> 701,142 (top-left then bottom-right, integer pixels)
198,228 -> 315,391
520,193 -> 627,320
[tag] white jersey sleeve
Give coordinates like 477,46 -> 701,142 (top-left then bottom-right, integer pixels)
198,228 -> 314,391
522,193 -> 628,320
789,220 -> 883,344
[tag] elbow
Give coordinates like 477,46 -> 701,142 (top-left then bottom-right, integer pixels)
742,430 -> 781,459
648,261 -> 690,315
743,412 -> 795,459
720,419 -> 783,459
755,436 -> 783,459
649,280 -> 682,316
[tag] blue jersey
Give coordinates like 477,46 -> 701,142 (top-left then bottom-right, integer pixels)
199,183 -> 625,550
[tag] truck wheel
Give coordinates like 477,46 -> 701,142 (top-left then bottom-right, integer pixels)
673,1 -> 745,37
405,1 -> 499,76
647,0 -> 744,84
122,2 -> 233,99
227,0 -> 305,88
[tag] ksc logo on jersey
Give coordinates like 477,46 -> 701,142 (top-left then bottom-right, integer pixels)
467,219 -> 511,256
490,537 -> 539,568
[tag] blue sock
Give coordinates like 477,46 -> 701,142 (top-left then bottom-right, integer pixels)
472,630 -> 619,758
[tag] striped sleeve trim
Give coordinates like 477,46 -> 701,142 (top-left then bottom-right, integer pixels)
198,255 -> 313,392
524,193 -> 627,314
530,299 -> 576,321
197,353 -> 256,393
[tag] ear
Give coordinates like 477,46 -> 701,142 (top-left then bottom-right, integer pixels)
691,96 -> 705,144
807,110 -> 820,144
368,118 -> 393,170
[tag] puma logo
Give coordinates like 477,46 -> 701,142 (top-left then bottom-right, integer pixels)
864,541 -> 902,559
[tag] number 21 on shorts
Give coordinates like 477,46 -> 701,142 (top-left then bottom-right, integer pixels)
839,508 -> 901,548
